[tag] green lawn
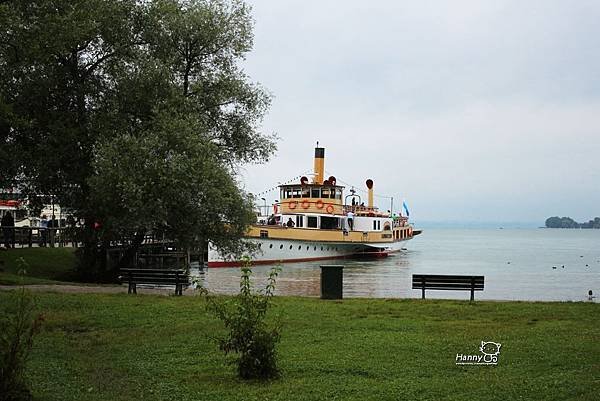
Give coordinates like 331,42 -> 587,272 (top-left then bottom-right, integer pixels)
0,292 -> 598,401
0,247 -> 78,285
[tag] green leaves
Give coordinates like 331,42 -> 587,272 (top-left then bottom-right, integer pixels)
0,0 -> 143,204
143,0 -> 276,164
1,0 -> 277,270
0,265 -> 43,401
204,260 -> 282,379
89,112 -> 257,252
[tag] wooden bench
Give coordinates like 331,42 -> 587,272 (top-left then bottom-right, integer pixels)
119,268 -> 190,296
412,274 -> 484,301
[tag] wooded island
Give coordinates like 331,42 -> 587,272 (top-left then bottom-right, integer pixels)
545,216 -> 600,228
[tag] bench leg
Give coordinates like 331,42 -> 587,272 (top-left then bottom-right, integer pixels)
470,288 -> 474,302
422,288 -> 425,299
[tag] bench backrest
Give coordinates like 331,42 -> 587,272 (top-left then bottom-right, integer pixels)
120,268 -> 190,285
412,274 -> 484,291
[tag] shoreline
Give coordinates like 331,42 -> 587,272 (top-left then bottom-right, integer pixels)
1,283 -> 597,304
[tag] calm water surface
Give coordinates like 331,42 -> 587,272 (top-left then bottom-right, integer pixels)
195,229 -> 600,301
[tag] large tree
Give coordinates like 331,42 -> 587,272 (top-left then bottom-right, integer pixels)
0,0 -> 275,279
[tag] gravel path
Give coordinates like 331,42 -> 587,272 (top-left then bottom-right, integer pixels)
0,284 -> 198,296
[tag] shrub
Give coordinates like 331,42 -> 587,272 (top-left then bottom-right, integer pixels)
0,258 -> 43,401
203,258 -> 281,380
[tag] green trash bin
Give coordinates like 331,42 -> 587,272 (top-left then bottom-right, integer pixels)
320,265 -> 344,299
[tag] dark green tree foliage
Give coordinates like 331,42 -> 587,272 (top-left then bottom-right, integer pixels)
0,0 -> 144,210
89,114 -> 256,253
580,217 -> 600,229
545,216 -> 600,229
545,217 -> 579,228
0,0 -> 276,278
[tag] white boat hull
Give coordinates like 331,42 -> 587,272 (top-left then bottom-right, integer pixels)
207,237 -> 411,267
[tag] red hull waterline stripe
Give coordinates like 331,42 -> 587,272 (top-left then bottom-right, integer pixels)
207,252 -> 389,268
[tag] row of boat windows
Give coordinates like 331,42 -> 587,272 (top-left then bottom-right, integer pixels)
281,187 -> 343,200
395,229 -> 410,239
294,215 -> 386,231
258,243 -> 339,252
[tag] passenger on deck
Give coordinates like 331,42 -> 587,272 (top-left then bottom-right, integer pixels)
346,210 -> 354,230
286,218 -> 295,228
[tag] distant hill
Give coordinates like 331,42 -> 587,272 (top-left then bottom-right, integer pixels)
545,216 -> 600,229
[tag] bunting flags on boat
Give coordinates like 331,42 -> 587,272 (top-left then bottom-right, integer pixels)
252,171 -> 314,197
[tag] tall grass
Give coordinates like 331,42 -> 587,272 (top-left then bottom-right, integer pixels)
0,259 -> 43,401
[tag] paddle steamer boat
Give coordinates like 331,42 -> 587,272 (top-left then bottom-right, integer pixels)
208,146 -> 420,267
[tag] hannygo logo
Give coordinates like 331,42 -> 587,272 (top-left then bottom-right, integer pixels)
456,341 -> 502,365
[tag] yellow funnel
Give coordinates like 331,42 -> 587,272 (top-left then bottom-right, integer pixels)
313,147 -> 325,184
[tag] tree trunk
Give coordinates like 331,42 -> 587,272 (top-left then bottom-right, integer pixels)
77,219 -> 101,281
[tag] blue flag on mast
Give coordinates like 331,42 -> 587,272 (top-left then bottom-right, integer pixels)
402,201 -> 410,217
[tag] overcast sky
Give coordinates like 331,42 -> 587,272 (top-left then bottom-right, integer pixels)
239,0 -> 600,225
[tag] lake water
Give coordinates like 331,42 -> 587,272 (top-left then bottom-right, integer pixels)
195,229 -> 600,301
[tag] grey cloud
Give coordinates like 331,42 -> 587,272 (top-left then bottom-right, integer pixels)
240,0 -> 600,223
